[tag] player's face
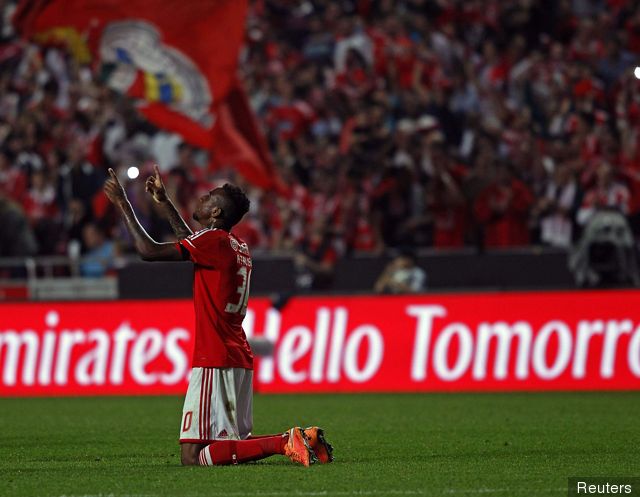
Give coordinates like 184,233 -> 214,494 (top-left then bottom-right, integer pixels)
193,193 -> 215,224
192,190 -> 223,226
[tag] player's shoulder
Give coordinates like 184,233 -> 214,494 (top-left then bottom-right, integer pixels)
184,228 -> 227,250
187,227 -> 225,241
228,232 -> 251,256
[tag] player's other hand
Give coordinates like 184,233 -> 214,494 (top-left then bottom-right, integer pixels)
104,168 -> 127,204
145,164 -> 168,204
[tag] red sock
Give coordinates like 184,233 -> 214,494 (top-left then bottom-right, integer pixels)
248,433 -> 288,451
199,435 -> 286,465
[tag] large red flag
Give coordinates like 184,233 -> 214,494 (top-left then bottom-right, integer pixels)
13,0 -> 284,192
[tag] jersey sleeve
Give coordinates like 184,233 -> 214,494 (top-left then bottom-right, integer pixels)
178,229 -> 225,268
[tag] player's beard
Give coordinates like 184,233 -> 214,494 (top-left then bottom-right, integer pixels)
192,212 -> 199,221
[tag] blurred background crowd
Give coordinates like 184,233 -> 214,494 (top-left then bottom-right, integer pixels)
1,0 -> 639,284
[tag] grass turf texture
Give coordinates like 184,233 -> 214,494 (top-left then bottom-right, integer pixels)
1,393 -> 639,497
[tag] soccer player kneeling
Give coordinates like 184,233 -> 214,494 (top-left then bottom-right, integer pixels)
104,166 -> 333,466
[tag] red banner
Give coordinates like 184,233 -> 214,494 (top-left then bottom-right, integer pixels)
2,291 -> 640,396
13,0 -> 283,191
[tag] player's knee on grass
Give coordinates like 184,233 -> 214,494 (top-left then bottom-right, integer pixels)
181,443 -> 203,466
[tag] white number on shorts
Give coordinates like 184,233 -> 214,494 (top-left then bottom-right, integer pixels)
225,266 -> 251,315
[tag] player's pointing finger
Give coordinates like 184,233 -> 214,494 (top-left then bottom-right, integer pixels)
108,168 -> 123,185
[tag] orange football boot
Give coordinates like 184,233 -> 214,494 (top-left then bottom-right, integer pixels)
284,427 -> 318,467
303,427 -> 334,463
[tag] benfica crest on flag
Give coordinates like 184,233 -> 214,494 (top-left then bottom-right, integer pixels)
13,0 -> 284,192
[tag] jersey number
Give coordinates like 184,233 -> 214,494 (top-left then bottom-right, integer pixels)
182,411 -> 192,432
225,266 -> 251,316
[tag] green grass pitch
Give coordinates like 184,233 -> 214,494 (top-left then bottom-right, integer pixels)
1,392 -> 639,497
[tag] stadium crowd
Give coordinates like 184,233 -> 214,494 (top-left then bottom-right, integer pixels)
1,0 -> 640,281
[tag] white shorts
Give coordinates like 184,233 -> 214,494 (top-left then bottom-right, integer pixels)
179,367 -> 253,444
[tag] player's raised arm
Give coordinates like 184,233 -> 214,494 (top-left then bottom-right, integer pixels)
145,164 -> 193,239
104,168 -> 183,262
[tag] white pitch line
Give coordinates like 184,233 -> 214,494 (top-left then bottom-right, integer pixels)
53,488 -> 567,497
444,488 -> 566,495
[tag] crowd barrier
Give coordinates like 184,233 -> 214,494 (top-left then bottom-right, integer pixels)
1,290 -> 640,396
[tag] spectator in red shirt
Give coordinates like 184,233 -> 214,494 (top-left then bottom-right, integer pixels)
474,161 -> 534,248
265,78 -> 315,141
293,218 -> 338,291
22,169 -> 58,222
0,149 -> 26,202
22,168 -> 60,254
424,140 -> 467,248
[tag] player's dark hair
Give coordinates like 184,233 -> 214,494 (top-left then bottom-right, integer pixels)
218,183 -> 250,228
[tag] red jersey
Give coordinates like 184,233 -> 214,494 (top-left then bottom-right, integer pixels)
474,179 -> 534,248
178,228 -> 254,370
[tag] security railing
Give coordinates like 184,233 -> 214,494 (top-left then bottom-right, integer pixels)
0,255 -> 120,300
